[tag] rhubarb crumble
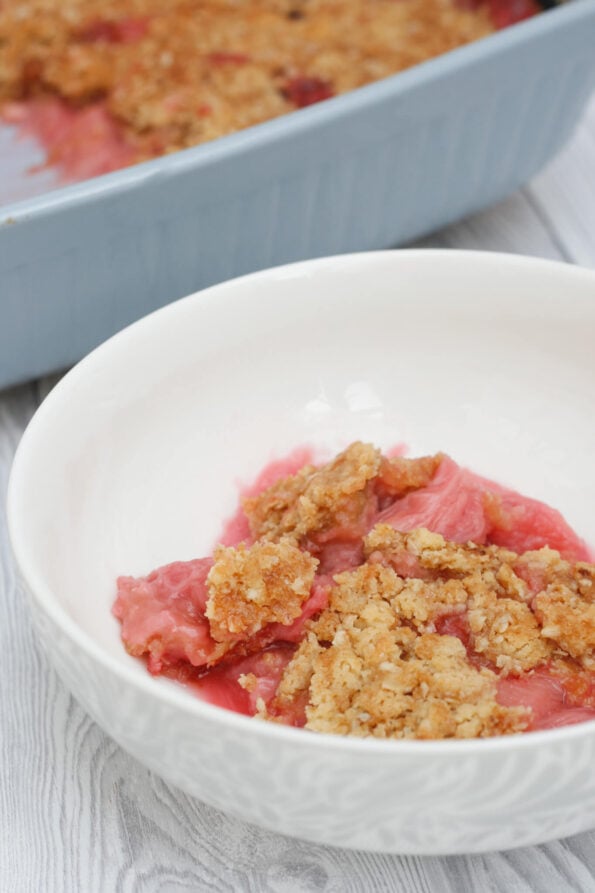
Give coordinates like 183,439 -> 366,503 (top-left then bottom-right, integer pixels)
113,442 -> 595,740
0,0 -> 541,181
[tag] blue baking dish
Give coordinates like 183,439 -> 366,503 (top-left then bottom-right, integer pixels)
0,0 -> 594,388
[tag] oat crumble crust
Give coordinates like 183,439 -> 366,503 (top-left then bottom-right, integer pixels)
263,562 -> 529,738
365,526 -> 595,672
254,526 -> 595,738
364,526 -> 554,674
206,539 -> 318,642
244,441 -> 383,542
243,442 -> 443,544
533,565 -> 595,671
0,0 -> 495,161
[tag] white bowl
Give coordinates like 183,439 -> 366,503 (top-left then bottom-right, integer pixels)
8,250 -> 595,855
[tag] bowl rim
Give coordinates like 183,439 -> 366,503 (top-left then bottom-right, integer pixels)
8,248 -> 595,756
2,0 -> 594,222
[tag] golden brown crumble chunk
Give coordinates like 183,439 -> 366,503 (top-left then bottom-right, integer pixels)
266,563 -> 528,738
243,441 -> 381,542
365,524 -> 521,581
243,444 -> 443,546
533,564 -> 595,670
206,539 -> 317,642
467,590 -> 552,673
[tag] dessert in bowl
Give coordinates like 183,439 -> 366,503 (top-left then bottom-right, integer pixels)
112,439 -> 595,740
8,250 -> 595,854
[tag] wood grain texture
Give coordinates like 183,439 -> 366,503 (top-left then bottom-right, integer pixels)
2,97 -> 595,893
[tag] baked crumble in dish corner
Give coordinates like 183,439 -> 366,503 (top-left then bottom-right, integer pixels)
1,0 -> 541,182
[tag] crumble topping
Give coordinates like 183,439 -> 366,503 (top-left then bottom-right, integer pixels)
533,566 -> 595,670
264,563 -> 528,738
358,526 -> 590,676
243,441 -> 382,543
466,589 -> 552,673
206,539 -> 318,642
256,524 -> 595,738
243,443 -> 444,545
364,524 -> 521,579
0,0 -> 501,165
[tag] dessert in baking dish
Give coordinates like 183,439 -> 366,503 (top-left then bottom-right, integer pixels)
0,0 -> 540,181
113,442 -> 595,740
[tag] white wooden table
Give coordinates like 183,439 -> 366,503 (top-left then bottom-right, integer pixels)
2,96 -> 595,893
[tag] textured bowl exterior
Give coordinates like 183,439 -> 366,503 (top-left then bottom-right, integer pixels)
26,593 -> 595,855
8,250 -> 595,855
0,2 -> 595,387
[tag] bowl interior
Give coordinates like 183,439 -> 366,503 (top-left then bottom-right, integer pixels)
9,250 -> 595,693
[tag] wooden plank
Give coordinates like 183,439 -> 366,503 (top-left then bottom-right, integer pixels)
414,189 -> 570,260
526,95 -> 595,269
